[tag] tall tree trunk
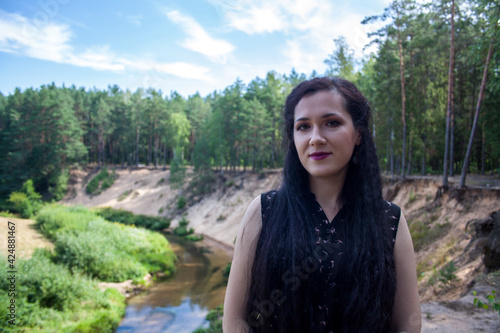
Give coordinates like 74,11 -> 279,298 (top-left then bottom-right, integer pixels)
163,143 -> 167,170
397,9 -> 407,178
147,134 -> 151,166
481,129 -> 485,175
154,135 -> 158,169
390,128 -> 394,179
407,131 -> 412,175
443,0 -> 455,188
460,38 -> 494,188
135,125 -> 140,166
450,110 -> 455,176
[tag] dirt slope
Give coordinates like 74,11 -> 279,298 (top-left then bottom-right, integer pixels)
62,166 -> 500,331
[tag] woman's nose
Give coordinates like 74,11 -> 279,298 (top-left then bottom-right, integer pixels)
309,127 -> 326,146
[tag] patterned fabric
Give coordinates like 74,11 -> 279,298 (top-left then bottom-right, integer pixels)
260,190 -> 400,332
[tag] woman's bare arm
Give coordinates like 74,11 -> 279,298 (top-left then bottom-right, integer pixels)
392,213 -> 422,333
223,196 -> 262,333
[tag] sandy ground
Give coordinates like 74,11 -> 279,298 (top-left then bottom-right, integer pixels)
0,216 -> 54,259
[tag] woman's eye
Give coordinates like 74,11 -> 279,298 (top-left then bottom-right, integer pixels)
296,124 -> 309,131
327,120 -> 340,127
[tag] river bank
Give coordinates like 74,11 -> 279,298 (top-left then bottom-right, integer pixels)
61,167 -> 500,332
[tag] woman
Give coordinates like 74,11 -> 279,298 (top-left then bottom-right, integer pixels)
223,77 -> 420,332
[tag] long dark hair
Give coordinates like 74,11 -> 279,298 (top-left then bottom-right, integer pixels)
246,77 -> 396,332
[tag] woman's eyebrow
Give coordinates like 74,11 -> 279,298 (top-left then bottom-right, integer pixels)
294,112 -> 342,123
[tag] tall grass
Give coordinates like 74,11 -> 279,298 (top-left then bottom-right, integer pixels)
94,207 -> 170,231
0,249 -> 126,332
37,204 -> 177,282
85,168 -> 117,195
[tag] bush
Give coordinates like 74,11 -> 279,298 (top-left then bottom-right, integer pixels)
0,250 -> 126,332
7,179 -> 42,218
185,234 -> 204,242
48,168 -> 70,201
86,168 -> 117,195
174,216 -> 194,237
473,290 -> 500,315
37,204 -> 176,282
94,207 -> 171,231
177,195 -> 187,209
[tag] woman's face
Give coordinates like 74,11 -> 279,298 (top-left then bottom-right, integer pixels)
293,91 -> 360,183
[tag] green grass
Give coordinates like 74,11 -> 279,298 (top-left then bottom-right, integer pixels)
94,206 -> 171,231
0,205 -> 178,332
37,204 -> 176,282
0,249 -> 126,333
85,168 -> 117,195
409,220 -> 451,252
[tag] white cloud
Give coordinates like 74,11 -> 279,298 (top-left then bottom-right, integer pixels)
165,9 -> 234,64
210,0 -> 388,75
0,10 -> 213,82
126,15 -> 142,27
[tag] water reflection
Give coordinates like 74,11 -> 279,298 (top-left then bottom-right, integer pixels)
116,235 -> 231,333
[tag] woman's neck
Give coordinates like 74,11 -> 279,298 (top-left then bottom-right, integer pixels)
309,174 -> 346,221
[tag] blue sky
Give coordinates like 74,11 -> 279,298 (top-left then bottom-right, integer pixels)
0,0 -> 391,98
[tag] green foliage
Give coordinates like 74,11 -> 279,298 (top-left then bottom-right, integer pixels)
7,179 -> 42,218
36,204 -> 176,282
48,168 -> 70,201
177,195 -> 187,209
185,234 -> 204,242
0,249 -> 126,332
94,206 -> 171,231
170,152 -> 186,191
409,220 -> 451,252
0,210 -> 17,217
222,262 -> 231,283
86,168 -> 117,195
437,261 -> 459,286
408,189 -> 416,203
1,0 -> 500,199
189,169 -> 216,196
428,261 -> 460,287
473,290 -> 500,316
173,216 -> 194,237
118,189 -> 132,201
192,305 -> 224,333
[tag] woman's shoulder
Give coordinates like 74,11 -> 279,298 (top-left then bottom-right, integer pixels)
382,201 -> 402,244
260,189 -> 280,217
382,201 -> 401,219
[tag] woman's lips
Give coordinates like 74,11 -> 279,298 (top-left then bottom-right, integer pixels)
309,152 -> 331,160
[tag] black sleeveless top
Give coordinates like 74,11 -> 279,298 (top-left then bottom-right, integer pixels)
260,190 -> 400,332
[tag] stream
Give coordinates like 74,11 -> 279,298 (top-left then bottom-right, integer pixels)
116,235 -> 231,333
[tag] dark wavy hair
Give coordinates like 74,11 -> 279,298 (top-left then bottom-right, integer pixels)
246,77 -> 396,332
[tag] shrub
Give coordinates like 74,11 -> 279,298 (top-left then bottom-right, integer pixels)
177,195 -> 187,209
0,250 -> 126,332
48,168 -> 70,201
7,179 -> 42,218
94,207 -> 171,231
86,168 -> 117,195
174,216 -> 194,237
37,205 -> 176,282
185,234 -> 204,242
473,290 -> 500,315
438,261 -> 459,286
